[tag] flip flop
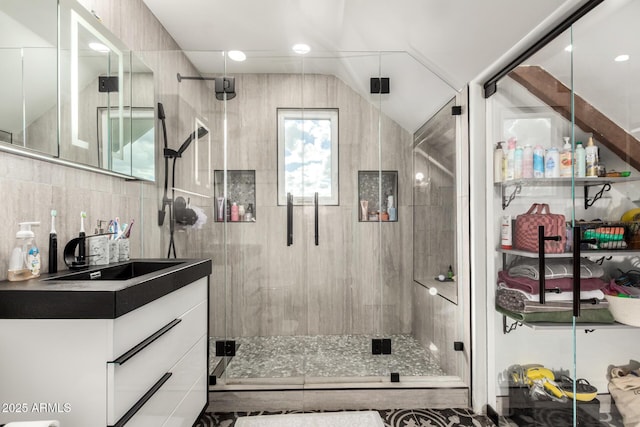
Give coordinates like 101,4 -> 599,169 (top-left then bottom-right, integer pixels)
558,375 -> 598,401
525,367 -> 565,399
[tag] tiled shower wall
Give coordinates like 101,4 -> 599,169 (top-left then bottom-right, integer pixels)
0,0 -> 204,280
177,73 -> 415,338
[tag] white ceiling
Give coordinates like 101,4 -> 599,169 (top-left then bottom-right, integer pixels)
142,0 -> 584,133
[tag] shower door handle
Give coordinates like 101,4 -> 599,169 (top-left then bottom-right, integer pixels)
314,192 -> 319,246
287,193 -> 293,246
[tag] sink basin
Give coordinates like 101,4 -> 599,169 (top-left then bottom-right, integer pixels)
44,260 -> 185,281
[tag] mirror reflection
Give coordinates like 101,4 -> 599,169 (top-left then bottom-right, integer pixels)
413,97 -> 458,303
0,0 -> 155,180
0,0 -> 57,155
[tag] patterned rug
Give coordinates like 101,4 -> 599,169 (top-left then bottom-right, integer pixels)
195,408 -> 495,427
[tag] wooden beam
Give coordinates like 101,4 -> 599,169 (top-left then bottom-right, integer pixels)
509,65 -> 640,172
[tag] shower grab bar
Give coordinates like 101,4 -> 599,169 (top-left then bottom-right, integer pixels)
314,192 -> 319,246
287,193 -> 293,246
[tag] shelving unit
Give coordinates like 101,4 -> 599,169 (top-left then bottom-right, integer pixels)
496,176 -> 640,209
357,170 -> 398,222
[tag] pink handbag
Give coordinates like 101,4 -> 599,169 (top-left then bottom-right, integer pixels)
514,203 -> 566,253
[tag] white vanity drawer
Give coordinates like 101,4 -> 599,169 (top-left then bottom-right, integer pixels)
110,277 -> 207,359
117,335 -> 207,427
107,300 -> 207,425
162,374 -> 208,427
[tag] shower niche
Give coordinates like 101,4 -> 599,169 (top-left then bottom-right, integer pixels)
357,170 -> 398,222
214,170 -> 256,222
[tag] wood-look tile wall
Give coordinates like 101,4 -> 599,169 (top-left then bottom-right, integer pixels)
179,73 -> 414,337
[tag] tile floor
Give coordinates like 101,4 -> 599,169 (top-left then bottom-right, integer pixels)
195,408 -> 495,427
210,334 -> 446,380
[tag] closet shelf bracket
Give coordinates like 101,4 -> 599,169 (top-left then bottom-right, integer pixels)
584,183 -> 611,209
502,183 -> 522,210
503,315 -> 522,334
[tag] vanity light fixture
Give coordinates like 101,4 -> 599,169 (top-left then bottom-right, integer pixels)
292,43 -> 311,55
227,50 -> 246,62
615,54 -> 630,62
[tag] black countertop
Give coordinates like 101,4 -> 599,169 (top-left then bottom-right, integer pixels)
0,258 -> 212,319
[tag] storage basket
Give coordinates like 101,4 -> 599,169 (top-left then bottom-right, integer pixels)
624,222 -> 640,249
604,295 -> 640,327
578,221 -> 628,250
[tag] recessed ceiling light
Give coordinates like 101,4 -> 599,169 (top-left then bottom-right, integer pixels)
89,42 -> 109,53
227,50 -> 246,62
564,45 -> 573,52
615,54 -> 630,62
292,43 -> 310,55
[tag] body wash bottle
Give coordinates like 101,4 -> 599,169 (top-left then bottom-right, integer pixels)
387,195 -> 397,221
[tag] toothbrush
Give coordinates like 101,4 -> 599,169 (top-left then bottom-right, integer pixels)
49,210 -> 57,274
124,219 -> 135,239
116,223 -> 128,240
79,211 -> 86,263
113,217 -> 120,239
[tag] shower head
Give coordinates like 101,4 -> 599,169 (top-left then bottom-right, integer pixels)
177,126 -> 209,156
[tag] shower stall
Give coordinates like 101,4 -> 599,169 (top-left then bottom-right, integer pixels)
171,50 -> 470,409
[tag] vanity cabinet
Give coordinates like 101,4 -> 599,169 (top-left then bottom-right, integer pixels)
0,275 -> 208,427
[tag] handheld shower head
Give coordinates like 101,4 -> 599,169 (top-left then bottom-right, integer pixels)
177,126 -> 208,156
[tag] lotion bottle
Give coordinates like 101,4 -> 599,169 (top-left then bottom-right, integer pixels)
8,222 -> 41,281
559,137 -> 573,177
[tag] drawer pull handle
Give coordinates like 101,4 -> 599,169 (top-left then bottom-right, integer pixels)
110,318 -> 182,365
108,372 -> 172,427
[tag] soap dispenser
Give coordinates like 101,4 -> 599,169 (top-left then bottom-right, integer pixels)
8,222 -> 41,281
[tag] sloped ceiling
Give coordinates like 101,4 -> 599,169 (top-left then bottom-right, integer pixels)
142,0 -> 584,132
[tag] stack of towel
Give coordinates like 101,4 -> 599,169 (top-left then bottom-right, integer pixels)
496,257 -> 614,323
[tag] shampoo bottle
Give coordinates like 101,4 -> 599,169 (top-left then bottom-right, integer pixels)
522,145 -> 533,178
8,222 -> 41,281
231,202 -> 239,222
545,147 -> 560,178
533,145 -> 545,178
514,146 -> 523,179
585,136 -> 599,177
505,138 -> 516,180
574,141 -> 586,177
387,195 -> 397,221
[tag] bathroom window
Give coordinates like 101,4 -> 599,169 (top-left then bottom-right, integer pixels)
277,108 -> 339,205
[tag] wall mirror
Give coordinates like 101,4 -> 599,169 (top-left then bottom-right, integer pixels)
413,97 -> 458,303
0,0 -> 155,180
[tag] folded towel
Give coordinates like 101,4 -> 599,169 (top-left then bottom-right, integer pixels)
508,257 -> 605,280
497,282 -> 605,302
498,270 -> 608,294
496,287 -> 607,313
497,305 -> 615,323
